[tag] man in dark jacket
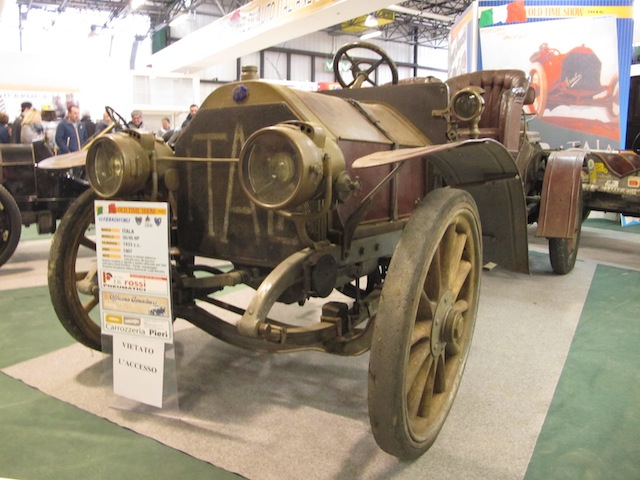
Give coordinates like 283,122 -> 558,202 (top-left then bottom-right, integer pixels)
55,105 -> 88,154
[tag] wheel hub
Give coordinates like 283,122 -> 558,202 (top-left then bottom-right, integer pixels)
431,290 -> 455,357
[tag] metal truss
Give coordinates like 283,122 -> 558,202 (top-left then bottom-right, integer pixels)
15,0 -> 473,46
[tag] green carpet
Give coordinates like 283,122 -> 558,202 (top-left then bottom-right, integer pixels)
524,265 -> 640,480
0,374 -> 242,479
0,286 -> 244,480
0,286 -> 74,369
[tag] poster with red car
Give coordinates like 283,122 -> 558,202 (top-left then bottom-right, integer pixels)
480,15 -> 621,149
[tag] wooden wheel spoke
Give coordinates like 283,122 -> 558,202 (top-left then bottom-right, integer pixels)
453,299 -> 469,313
425,244 -> 442,299
407,355 -> 434,419
410,319 -> 431,346
73,271 -> 90,282
433,351 -> 447,394
417,290 -> 436,320
407,340 -> 430,389
79,236 -> 96,251
451,259 -> 472,298
441,224 -> 468,289
82,296 -> 99,313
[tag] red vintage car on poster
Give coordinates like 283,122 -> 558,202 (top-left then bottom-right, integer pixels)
527,43 -> 619,122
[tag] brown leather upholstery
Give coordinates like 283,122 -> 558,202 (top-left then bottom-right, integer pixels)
445,70 -> 532,153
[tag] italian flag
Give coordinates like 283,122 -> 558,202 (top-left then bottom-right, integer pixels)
479,0 -> 527,27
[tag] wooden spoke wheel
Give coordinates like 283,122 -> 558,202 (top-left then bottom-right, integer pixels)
528,62 -> 547,117
368,188 -> 482,459
48,189 -> 102,350
0,184 -> 21,268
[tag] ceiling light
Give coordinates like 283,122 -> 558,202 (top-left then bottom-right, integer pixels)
364,14 -> 379,28
361,30 -> 382,40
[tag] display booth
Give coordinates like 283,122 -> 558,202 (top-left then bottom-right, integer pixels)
449,0 -> 634,150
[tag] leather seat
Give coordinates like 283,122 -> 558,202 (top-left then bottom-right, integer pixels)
445,70 -> 533,154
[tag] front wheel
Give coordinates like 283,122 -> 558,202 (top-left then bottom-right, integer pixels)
48,189 -> 101,350
0,184 -> 21,268
368,188 -> 482,459
528,62 -> 547,116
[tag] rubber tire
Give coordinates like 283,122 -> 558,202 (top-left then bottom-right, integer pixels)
48,189 -> 102,350
548,189 -> 583,275
368,188 -> 482,459
0,184 -> 22,268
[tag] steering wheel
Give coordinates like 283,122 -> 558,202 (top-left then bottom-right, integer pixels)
105,106 -> 129,130
333,41 -> 399,88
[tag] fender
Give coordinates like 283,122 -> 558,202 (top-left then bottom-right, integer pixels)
535,149 -> 584,239
353,139 -> 530,273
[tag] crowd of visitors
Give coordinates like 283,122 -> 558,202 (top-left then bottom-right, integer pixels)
0,101 -> 199,151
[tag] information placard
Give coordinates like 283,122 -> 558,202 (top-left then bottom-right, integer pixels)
95,200 -> 174,408
95,201 -> 173,343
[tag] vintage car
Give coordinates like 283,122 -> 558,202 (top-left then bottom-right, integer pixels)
581,149 -> 640,218
0,108 -> 123,267
47,42 -> 584,459
0,140 -> 88,267
527,43 -> 619,121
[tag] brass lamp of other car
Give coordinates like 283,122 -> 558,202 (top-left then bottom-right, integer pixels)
86,132 -> 153,198
238,123 -> 329,210
451,86 -> 485,139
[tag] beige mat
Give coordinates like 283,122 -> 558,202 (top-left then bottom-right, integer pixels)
3,254 -> 595,480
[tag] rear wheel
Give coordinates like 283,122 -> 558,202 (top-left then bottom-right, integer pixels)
368,188 -> 482,459
48,189 -> 101,350
548,189 -> 583,275
0,184 -> 21,267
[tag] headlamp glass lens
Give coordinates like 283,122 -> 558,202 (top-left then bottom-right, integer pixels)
91,141 -> 124,196
246,131 -> 299,206
453,92 -> 481,121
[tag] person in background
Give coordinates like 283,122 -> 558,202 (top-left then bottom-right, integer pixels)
128,109 -> 145,130
95,111 -> 113,133
156,117 -> 171,137
181,104 -> 198,128
0,112 -> 11,143
80,112 -> 96,137
11,101 -> 32,143
41,108 -> 59,152
20,109 -> 45,144
55,105 -> 88,154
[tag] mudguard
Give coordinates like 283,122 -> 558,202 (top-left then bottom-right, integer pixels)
535,149 -> 584,239
353,139 -> 530,273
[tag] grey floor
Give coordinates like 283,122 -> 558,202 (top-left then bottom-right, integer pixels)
1,217 -> 639,480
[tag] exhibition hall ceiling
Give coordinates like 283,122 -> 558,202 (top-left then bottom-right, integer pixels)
14,0 -> 473,46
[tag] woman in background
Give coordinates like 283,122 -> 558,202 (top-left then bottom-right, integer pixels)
20,108 -> 45,144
